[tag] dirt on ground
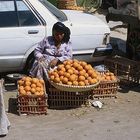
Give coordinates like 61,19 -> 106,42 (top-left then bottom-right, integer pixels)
1,83 -> 140,140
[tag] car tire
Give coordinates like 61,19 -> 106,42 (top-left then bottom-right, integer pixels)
23,52 -> 35,75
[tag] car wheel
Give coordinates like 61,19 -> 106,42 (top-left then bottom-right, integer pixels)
23,52 -> 35,75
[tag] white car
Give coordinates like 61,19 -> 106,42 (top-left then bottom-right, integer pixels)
0,0 -> 112,74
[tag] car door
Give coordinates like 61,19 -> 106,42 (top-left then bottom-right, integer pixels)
0,0 -> 46,72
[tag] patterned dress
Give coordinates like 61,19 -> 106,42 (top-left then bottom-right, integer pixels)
30,36 -> 72,79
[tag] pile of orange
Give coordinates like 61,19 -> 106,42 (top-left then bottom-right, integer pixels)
18,76 -> 45,96
48,59 -> 100,86
100,71 -> 117,81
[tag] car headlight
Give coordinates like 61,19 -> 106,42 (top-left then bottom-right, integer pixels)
102,33 -> 110,45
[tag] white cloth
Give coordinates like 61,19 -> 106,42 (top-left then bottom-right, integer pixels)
0,80 -> 10,135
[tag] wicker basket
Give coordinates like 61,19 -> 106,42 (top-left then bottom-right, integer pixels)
17,94 -> 48,115
91,80 -> 119,99
49,80 -> 100,92
57,0 -> 75,9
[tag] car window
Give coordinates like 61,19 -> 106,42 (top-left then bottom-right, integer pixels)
17,0 -> 41,26
39,0 -> 67,21
0,0 -> 18,27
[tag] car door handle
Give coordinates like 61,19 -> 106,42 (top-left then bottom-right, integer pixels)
28,30 -> 39,34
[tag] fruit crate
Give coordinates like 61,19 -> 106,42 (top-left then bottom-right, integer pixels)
17,94 -> 48,115
48,86 -> 91,109
104,56 -> 140,86
91,80 -> 119,99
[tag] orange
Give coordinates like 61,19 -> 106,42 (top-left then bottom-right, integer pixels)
67,59 -> 73,64
110,72 -> 114,76
39,91 -> 44,96
71,67 -> 76,71
26,91 -> 32,95
73,81 -> 78,86
53,72 -> 59,78
58,70 -> 64,76
69,74 -> 76,82
88,79 -> 94,85
22,76 -> 27,81
50,75 -> 55,81
77,65 -> 83,71
91,72 -> 97,79
67,81 -> 72,85
19,86 -> 24,91
79,75 -> 85,81
31,88 -> 36,93
72,62 -> 79,68
32,78 -> 39,84
61,67 -> 66,72
67,69 -> 73,74
111,75 -> 116,81
78,81 -> 85,86
36,82 -> 42,87
57,64 -> 64,70
54,77 -> 60,83
40,87 -> 44,92
60,76 -> 64,81
73,59 -> 79,63
105,76 -> 111,81
20,89 -> 26,95
39,79 -> 44,84
35,92 -> 40,96
65,64 -> 71,70
87,77 -> 92,80
18,80 -> 24,86
54,69 -> 58,73
87,69 -> 93,76
24,86 -> 31,91
25,76 -> 32,82
62,77 -> 68,84
91,78 -> 98,84
84,73 -> 89,78
31,83 -> 36,88
79,70 -> 85,76
36,87 -> 41,92
105,72 -> 110,76
64,72 -> 70,78
87,64 -> 93,70
25,81 -> 31,86
80,61 -> 87,67
63,60 -> 68,65
84,65 -> 90,71
73,69 -> 79,75
84,80 -> 89,86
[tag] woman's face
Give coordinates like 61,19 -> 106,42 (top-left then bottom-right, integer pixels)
53,30 -> 64,42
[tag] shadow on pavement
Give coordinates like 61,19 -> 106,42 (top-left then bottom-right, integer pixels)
8,97 -> 19,115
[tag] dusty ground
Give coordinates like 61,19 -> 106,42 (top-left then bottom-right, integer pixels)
1,9 -> 140,140
2,85 -> 140,140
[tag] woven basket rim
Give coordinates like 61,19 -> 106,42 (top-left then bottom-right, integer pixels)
49,80 -> 100,92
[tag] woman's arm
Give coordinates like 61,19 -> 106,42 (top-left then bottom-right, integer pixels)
34,38 -> 46,60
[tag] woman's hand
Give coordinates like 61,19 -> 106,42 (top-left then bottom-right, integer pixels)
49,58 -> 59,68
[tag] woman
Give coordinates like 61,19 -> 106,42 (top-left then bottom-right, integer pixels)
30,22 -> 72,79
